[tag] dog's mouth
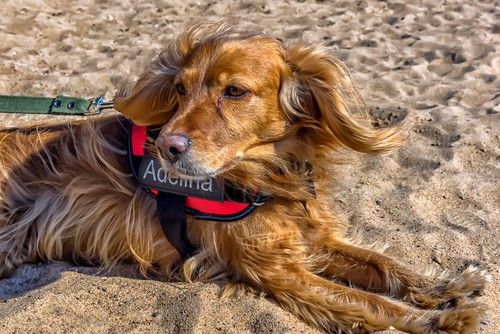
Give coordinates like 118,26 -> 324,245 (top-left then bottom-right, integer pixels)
144,142 -> 214,180
148,143 -> 246,181
156,155 -> 219,181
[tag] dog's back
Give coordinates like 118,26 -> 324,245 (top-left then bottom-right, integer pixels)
0,117 -> 179,277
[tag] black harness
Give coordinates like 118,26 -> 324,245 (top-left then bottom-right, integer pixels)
127,122 -> 268,259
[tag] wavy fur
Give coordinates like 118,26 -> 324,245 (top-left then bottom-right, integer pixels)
0,23 -> 488,333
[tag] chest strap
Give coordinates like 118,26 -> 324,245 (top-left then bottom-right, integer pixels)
127,121 -> 268,259
156,192 -> 196,259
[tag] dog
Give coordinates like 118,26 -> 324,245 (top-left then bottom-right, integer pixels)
0,23 -> 489,333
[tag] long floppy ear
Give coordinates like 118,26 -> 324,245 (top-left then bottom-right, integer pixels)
113,23 -> 231,126
280,42 -> 403,153
113,47 -> 181,126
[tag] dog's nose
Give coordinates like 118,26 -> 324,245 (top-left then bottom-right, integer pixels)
156,134 -> 192,162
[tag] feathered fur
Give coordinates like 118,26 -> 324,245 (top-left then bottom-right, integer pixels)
0,23 -> 489,333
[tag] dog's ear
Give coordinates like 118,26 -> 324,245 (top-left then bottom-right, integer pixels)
112,25 -> 206,126
280,42 -> 402,153
113,48 -> 181,126
113,22 -> 238,126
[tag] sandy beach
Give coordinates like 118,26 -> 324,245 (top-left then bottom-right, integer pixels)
0,0 -> 498,333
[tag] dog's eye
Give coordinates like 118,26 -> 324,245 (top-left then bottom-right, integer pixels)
223,85 -> 247,98
176,84 -> 186,96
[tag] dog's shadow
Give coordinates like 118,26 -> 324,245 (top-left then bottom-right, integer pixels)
0,262 -> 209,333
0,262 -> 302,334
0,262 -> 148,299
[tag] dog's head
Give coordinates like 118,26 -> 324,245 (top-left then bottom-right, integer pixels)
114,23 -> 401,187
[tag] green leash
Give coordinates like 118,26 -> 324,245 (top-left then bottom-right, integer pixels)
0,95 -> 113,116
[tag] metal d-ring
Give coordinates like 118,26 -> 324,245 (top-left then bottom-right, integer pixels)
85,96 -> 114,115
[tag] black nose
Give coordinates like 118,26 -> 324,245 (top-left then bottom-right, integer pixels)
156,134 -> 192,162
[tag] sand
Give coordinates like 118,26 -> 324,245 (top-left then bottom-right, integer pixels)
0,0 -> 498,333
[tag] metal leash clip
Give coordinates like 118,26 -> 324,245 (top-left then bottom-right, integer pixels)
86,96 -> 114,115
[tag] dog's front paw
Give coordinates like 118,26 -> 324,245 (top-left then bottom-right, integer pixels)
446,266 -> 491,298
406,266 -> 491,310
429,302 -> 484,334
403,303 -> 484,334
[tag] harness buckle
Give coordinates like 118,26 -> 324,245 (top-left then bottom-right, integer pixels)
251,194 -> 269,207
85,96 -> 114,115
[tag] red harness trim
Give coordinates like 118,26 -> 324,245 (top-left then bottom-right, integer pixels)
186,197 -> 249,215
130,125 -> 255,217
131,125 -> 146,156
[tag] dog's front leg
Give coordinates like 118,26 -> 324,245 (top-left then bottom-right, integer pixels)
209,221 -> 481,334
319,240 -> 489,310
234,260 -> 483,334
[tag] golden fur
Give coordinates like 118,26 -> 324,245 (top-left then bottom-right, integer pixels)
0,23 -> 489,333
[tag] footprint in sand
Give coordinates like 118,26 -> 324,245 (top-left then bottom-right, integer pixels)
369,106 -> 409,128
414,122 -> 461,151
443,211 -> 490,237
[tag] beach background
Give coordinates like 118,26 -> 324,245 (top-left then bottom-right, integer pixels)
0,0 -> 498,333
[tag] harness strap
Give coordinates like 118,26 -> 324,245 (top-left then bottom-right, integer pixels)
156,192 -> 196,259
0,95 -> 111,116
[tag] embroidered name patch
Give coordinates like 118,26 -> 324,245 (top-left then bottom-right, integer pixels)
138,156 -> 224,201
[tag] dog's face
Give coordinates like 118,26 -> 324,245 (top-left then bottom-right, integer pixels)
154,38 -> 287,177
114,24 -> 401,179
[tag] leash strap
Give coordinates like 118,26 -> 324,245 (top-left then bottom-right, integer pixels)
156,192 -> 196,259
0,95 -> 112,116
